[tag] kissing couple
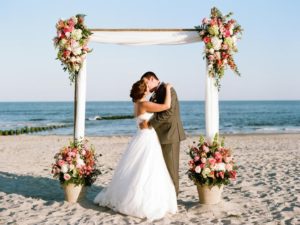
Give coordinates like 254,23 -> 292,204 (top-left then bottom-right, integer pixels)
94,71 -> 186,221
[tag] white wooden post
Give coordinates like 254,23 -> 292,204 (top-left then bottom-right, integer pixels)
74,59 -> 87,142
205,61 -> 219,143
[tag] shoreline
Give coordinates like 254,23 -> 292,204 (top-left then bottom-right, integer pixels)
1,132 -> 300,138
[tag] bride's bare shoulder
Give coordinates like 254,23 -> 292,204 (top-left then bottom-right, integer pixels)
135,101 -> 148,114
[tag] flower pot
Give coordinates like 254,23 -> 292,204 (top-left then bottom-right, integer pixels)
197,184 -> 223,204
63,183 -> 86,203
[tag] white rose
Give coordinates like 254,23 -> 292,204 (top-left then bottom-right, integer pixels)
59,39 -> 67,47
215,163 -> 226,171
209,48 -> 214,54
195,166 -> 201,173
71,16 -> 78,24
202,167 -> 211,178
232,36 -> 237,46
69,164 -> 75,170
72,47 -> 82,56
211,37 -> 222,51
208,64 -> 213,70
61,164 -> 68,173
70,57 -> 76,62
76,154 -> 85,167
71,29 -> 82,41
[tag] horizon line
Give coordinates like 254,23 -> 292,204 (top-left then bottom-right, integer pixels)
0,99 -> 299,103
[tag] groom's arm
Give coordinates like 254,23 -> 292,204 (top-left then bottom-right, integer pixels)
149,88 -> 177,129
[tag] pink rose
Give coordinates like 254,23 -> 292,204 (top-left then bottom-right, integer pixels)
208,55 -> 215,61
208,158 -> 216,165
200,163 -> 206,169
224,29 -> 231,38
64,173 -> 71,181
195,166 -> 201,173
188,160 -> 194,168
63,26 -> 72,34
203,37 -> 211,44
230,171 -> 237,180
203,145 -> 210,153
214,152 -> 222,163
201,158 -> 207,164
194,156 -> 200,161
225,163 -> 233,171
57,160 -> 65,167
217,171 -> 224,179
81,150 -> 86,156
67,18 -> 75,27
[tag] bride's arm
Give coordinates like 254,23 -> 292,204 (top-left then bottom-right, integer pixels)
141,84 -> 172,113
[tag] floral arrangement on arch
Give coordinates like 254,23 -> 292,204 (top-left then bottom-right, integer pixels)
187,135 -> 237,187
195,7 -> 243,90
53,14 -> 92,83
51,139 -> 101,186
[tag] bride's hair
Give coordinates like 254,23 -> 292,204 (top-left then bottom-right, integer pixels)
130,80 -> 147,102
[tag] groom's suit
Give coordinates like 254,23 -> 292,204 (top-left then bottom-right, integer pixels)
149,82 -> 186,196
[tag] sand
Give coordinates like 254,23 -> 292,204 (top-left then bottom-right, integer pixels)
0,134 -> 299,224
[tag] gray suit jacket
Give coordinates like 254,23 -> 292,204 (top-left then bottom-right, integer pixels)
149,82 -> 186,144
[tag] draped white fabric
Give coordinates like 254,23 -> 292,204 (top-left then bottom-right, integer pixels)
90,31 -> 201,45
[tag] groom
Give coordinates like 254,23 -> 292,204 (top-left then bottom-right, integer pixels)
139,71 -> 186,197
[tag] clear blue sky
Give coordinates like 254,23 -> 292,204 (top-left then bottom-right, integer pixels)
0,0 -> 299,101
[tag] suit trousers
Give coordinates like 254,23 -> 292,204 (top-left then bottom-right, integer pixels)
161,142 -> 180,196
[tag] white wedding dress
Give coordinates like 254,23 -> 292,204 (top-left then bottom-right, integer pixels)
94,112 -> 177,221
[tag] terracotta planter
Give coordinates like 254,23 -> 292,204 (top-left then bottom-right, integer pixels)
197,184 -> 223,204
63,183 -> 86,203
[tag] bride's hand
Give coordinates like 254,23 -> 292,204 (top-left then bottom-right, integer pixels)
165,83 -> 173,89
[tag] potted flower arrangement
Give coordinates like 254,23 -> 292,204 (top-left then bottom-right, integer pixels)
51,139 -> 101,203
187,135 -> 237,204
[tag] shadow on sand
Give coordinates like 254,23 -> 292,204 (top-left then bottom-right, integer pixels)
0,171 -> 103,207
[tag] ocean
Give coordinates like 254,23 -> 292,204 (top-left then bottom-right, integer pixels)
0,101 -> 299,136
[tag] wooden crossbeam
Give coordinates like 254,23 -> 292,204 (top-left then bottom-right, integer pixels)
89,28 -> 198,32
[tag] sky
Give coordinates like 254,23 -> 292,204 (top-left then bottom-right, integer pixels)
0,0 -> 299,101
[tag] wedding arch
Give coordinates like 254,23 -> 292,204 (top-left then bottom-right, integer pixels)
53,8 -> 242,143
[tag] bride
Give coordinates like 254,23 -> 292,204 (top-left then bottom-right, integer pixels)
94,79 -> 177,221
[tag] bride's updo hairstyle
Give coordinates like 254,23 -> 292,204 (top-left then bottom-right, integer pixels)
130,80 -> 147,102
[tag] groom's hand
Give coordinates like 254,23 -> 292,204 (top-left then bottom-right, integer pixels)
139,120 -> 150,129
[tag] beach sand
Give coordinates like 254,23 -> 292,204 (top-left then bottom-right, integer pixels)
0,134 -> 299,224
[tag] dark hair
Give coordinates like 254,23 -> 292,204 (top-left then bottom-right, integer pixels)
130,80 -> 147,102
140,71 -> 159,81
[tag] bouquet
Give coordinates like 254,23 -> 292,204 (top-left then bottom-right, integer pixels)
51,139 -> 101,186
187,135 -> 237,187
53,14 -> 92,83
195,7 -> 243,89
